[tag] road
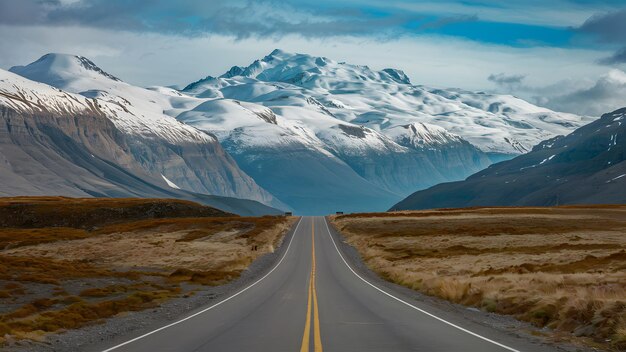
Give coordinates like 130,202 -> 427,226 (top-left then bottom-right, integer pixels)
99,216 -> 560,352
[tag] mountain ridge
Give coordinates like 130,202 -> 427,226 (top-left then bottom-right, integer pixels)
391,107 -> 626,210
174,49 -> 592,213
0,65 -> 285,214
183,49 -> 591,154
5,50 -> 596,214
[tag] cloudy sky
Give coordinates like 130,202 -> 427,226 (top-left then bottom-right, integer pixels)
1,0 -> 626,116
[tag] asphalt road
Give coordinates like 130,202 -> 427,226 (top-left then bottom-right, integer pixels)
98,217 -> 561,352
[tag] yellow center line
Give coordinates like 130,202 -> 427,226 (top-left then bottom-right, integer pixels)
300,219 -> 323,352
300,280 -> 312,352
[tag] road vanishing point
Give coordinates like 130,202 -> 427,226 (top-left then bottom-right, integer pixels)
98,217 -> 561,352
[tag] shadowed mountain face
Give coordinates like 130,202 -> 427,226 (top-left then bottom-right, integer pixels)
391,108 -> 626,211
0,106 -> 280,216
0,67 -> 282,216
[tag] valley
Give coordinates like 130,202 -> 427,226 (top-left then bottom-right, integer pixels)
1,2 -> 625,351
1,50 -> 595,214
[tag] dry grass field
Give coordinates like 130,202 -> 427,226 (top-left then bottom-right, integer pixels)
0,197 -> 294,345
330,206 -> 626,350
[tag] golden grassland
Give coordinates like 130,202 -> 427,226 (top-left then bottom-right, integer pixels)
330,206 -> 626,350
0,197 -> 295,345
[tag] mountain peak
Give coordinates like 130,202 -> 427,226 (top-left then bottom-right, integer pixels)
268,48 -> 289,57
260,49 -> 298,66
207,50 -> 414,88
220,66 -> 245,79
382,68 -> 411,84
10,53 -> 121,86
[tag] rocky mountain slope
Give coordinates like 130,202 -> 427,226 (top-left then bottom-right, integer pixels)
0,67 -> 282,216
391,108 -> 626,210
7,54 -> 284,207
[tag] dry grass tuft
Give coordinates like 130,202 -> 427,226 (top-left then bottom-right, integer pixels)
0,228 -> 88,250
6,289 -> 179,335
0,255 -> 142,285
168,268 -> 240,286
331,206 -> 626,350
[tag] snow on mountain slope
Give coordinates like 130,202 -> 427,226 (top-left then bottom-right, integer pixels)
186,49 -> 591,155
175,50 -> 593,213
177,98 -> 406,213
7,50 -> 592,214
385,122 -> 464,149
178,85 -> 490,213
0,70 -> 89,115
10,54 -> 209,144
178,99 -> 328,153
2,65 -> 284,210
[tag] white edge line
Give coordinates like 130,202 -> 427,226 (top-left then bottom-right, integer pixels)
322,217 -> 521,352
101,217 -> 304,352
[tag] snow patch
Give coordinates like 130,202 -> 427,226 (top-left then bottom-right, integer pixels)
539,155 -> 556,165
6,56 -> 213,145
607,174 -> 626,183
161,174 -> 181,189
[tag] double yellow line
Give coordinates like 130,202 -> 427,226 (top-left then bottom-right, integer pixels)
300,220 -> 323,352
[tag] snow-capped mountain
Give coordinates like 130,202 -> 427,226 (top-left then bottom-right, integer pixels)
9,53 -> 207,143
176,49 -> 591,213
391,107 -> 626,210
176,87 -> 491,213
177,98 -> 405,214
2,56 -> 285,213
5,50 -> 593,214
185,49 -> 591,155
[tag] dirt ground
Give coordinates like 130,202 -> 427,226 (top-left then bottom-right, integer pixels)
330,206 -> 626,351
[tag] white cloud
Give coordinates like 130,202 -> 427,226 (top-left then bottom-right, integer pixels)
1,24 -> 621,116
539,69 -> 626,116
0,25 -> 607,87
